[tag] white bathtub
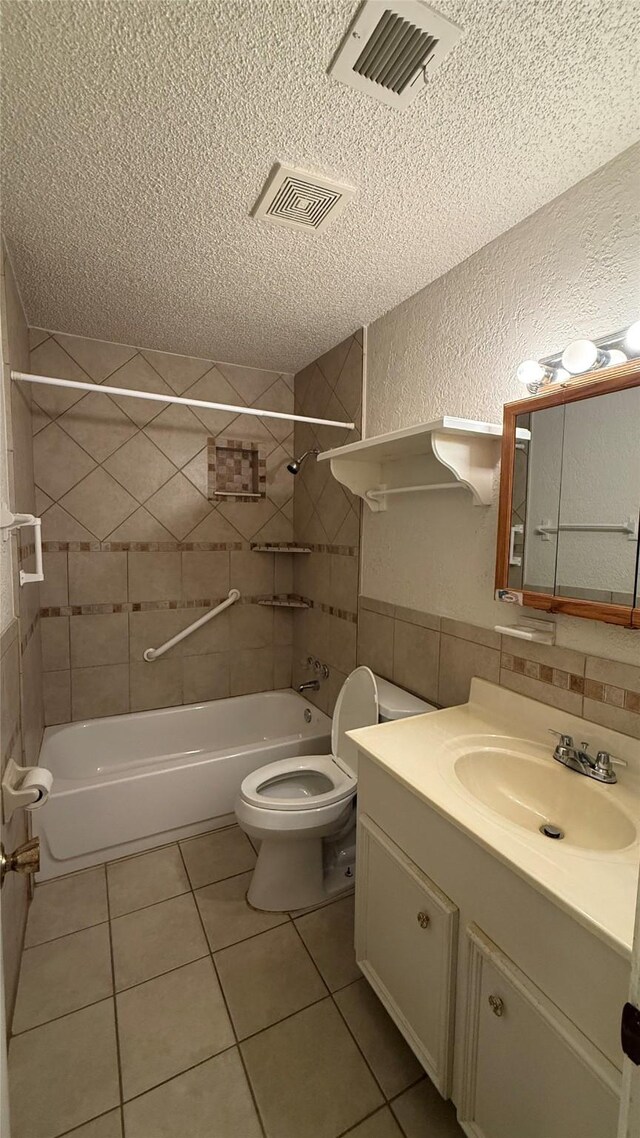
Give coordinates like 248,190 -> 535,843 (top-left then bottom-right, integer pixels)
34,690 -> 332,880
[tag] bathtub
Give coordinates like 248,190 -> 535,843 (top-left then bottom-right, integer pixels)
33,690 -> 332,880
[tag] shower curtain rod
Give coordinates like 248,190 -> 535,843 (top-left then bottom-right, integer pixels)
11,372 -> 355,431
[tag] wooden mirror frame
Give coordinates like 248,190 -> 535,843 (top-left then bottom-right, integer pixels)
495,359 -> 640,629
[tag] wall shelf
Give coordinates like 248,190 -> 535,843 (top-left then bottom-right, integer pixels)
250,544 -> 312,554
257,596 -> 311,608
318,417 -> 516,511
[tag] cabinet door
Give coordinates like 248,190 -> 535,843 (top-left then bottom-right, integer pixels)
460,924 -> 620,1138
355,814 -> 458,1094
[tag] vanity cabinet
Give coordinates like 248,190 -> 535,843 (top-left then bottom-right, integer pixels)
355,757 -> 626,1138
355,815 -> 457,1094
459,925 -> 619,1138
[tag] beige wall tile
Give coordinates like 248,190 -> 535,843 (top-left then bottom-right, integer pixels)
145,472 -> 211,540
357,608 -> 394,679
274,646 -> 292,688
441,617 -> 499,649
129,609 -> 189,661
130,658 -> 182,712
330,554 -> 359,614
72,664 -> 130,720
583,697 -> 640,740
359,596 -> 395,618
395,605 -> 441,632
103,432 -> 176,504
392,621 -> 439,703
229,604 -> 273,649
438,635 -> 500,707
274,554 -> 293,595
273,608 -> 293,646
230,550 -> 274,596
41,616 -> 70,671
183,654 -> 230,703
70,613 -> 129,668
69,552 -> 127,605
40,552 -> 68,606
128,551 -> 180,602
326,615 -> 357,674
139,349 -> 212,394
58,395 -> 138,464
144,404 -> 207,468
33,421 -> 96,500
499,667 -> 583,714
20,631 -> 44,765
181,608 -> 230,656
182,551 -> 230,601
230,647 -> 274,696
43,669 -> 71,725
60,467 -> 139,540
499,636 -> 586,676
585,655 -> 640,694
54,333 -> 136,382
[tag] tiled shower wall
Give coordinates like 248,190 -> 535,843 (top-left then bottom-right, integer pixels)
291,332 -> 363,714
1,246 -> 44,1022
30,330 -> 296,723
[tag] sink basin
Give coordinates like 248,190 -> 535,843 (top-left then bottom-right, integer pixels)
454,748 -> 637,851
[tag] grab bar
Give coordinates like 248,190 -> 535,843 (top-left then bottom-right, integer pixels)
143,589 -> 240,661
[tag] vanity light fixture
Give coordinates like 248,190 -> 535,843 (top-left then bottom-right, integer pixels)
515,320 -> 638,396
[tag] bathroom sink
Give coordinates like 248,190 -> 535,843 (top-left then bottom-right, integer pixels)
454,748 -> 637,851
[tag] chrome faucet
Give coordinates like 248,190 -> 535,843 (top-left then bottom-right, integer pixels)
297,680 -> 320,693
549,730 -> 626,784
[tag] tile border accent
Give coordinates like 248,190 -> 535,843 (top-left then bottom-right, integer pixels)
42,541 -> 245,552
41,595 -> 285,618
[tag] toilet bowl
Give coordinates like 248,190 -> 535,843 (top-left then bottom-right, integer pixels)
235,667 -> 435,911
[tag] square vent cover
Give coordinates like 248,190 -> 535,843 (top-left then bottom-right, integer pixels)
329,0 -> 462,109
252,163 -> 356,233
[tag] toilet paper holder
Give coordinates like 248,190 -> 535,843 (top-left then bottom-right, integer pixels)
2,758 -> 52,823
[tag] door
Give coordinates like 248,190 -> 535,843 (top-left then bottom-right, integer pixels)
0,893 -> 10,1137
618,864 -> 640,1137
355,814 -> 458,1094
460,925 -> 620,1138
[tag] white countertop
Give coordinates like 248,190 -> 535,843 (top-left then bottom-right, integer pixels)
349,679 -> 640,959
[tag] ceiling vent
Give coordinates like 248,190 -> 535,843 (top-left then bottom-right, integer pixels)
329,0 -> 461,110
252,163 -> 356,233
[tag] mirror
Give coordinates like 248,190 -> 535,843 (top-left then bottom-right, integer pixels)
496,364 -> 640,626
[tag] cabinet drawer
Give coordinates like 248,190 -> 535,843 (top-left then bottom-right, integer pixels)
460,924 -> 620,1138
355,814 -> 458,1095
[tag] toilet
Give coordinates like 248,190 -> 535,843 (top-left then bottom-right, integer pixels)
235,667 -> 435,911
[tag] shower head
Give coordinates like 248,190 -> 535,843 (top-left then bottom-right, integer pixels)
287,449 -> 319,475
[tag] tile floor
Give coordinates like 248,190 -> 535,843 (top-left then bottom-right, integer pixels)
9,824 -> 463,1138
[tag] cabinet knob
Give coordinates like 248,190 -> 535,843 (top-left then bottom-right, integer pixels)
416,911 -> 430,929
488,994 -> 504,1017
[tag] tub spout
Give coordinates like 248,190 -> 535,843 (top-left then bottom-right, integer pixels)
297,680 -> 320,693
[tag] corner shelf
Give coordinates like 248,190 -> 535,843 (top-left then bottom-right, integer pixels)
318,417 -> 518,511
257,595 -> 311,608
250,544 -> 312,554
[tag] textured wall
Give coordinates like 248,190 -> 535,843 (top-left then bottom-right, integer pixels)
363,146 -> 640,666
31,331 -> 296,722
0,245 -> 43,1027
2,2 -> 639,370
292,332 -> 363,713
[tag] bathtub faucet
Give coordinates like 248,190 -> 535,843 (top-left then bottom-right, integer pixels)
297,680 -> 320,693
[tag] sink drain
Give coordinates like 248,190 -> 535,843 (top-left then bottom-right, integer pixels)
540,823 -> 564,840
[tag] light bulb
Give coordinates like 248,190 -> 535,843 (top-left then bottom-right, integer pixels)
625,321 -> 640,353
516,360 -> 547,386
553,367 -> 570,382
561,339 -> 600,375
604,349 -> 627,367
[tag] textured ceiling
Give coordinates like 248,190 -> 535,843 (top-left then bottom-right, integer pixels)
1,0 -> 639,372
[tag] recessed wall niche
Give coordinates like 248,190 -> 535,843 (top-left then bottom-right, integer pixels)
207,437 -> 266,501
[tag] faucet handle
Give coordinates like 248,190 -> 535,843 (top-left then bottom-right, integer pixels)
595,750 -> 627,772
548,729 -> 574,748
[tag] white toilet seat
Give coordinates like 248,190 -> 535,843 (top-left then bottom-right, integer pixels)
239,754 -> 355,812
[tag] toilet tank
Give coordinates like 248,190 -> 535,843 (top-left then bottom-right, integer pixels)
373,675 -> 437,722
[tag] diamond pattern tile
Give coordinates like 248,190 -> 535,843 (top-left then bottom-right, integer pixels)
217,498 -> 277,541
107,356 -> 174,428
266,446 -> 294,508
33,422 -> 97,500
181,447 -> 208,497
146,472 -> 211,539
107,507 -> 175,542
54,334 -> 137,383
183,508 -> 244,543
218,363 -> 281,404
30,337 -> 92,418
60,467 -> 138,540
41,503 -> 95,542
58,393 -> 138,463
144,404 -> 207,468
316,338 -> 352,387
181,369 -> 242,436
252,378 -> 294,443
222,414 -> 279,457
140,350 -> 212,394
104,432 -> 176,503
